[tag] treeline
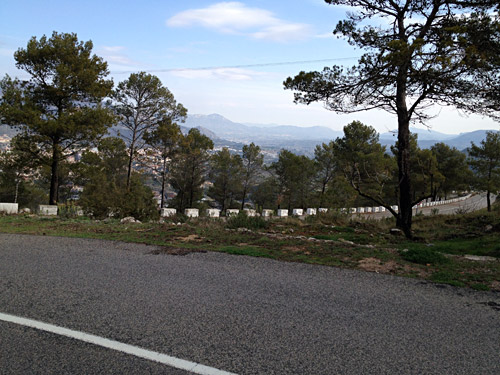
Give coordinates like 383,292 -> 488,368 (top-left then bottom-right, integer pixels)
1,32 -> 499,221
2,116 -> 499,220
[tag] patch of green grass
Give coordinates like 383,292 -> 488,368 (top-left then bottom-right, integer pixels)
217,246 -> 275,258
401,248 -> 450,265
471,283 -> 490,291
430,270 -> 466,287
400,237 -> 500,258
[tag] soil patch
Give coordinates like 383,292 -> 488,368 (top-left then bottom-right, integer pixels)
150,246 -> 207,256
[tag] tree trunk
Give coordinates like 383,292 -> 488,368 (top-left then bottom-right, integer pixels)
49,141 -> 60,205
126,144 -> 134,189
319,182 -> 326,208
396,68 -> 412,238
487,190 -> 491,212
241,185 -> 247,210
160,157 -> 167,209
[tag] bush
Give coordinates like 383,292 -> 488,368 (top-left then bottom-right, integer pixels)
226,211 -> 269,230
80,174 -> 158,221
58,202 -> 83,218
401,248 -> 449,265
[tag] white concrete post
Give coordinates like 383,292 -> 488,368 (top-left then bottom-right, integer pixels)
0,203 -> 18,214
243,208 -> 258,217
306,208 -> 317,216
206,209 -> 220,218
160,208 -> 177,217
261,209 -> 273,217
184,208 -> 199,218
277,209 -> 288,217
226,209 -> 239,217
39,205 -> 58,216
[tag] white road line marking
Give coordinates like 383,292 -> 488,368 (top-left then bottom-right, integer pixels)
0,312 -> 237,375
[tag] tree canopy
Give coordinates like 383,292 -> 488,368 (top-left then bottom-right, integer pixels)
285,0 -> 500,237
0,32 -> 114,204
468,131 -> 500,211
112,72 -> 187,188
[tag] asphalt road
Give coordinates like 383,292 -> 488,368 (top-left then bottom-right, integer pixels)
1,234 -> 499,374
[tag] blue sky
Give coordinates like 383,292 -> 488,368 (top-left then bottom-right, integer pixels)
1,0 -> 498,134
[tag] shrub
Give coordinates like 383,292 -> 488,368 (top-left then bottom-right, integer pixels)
226,211 -> 269,230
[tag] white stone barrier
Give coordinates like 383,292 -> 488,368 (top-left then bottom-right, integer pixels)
292,208 -> 303,216
0,203 -> 18,214
380,207 -> 386,212
261,209 -> 273,217
206,209 -> 220,218
243,208 -> 258,217
226,209 -> 239,217
39,205 -> 58,216
365,207 -> 372,213
373,207 -> 380,213
357,207 -> 365,214
318,208 -> 328,213
160,208 -> 177,217
306,208 -> 317,216
184,208 -> 199,218
277,209 -> 288,217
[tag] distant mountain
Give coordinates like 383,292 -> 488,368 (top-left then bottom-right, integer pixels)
418,130 -> 495,150
380,127 -> 456,141
2,114 -> 497,157
184,114 -> 343,144
380,128 -> 497,150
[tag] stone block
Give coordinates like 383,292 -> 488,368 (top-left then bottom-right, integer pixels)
357,207 -> 365,213
160,208 -> 177,217
184,208 -> 199,218
206,209 -> 220,218
350,207 -> 357,214
365,207 -> 372,213
243,208 -> 258,217
226,209 -> 239,217
391,205 -> 399,212
261,209 -> 273,217
373,207 -> 380,213
39,205 -> 58,216
292,208 -> 303,216
318,208 -> 328,213
380,207 -> 386,212
0,203 -> 18,214
306,208 -> 317,216
277,209 -> 288,217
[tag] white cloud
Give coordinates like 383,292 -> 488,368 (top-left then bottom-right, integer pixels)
315,32 -> 334,39
171,67 -> 264,81
98,46 -> 140,67
166,2 -> 313,42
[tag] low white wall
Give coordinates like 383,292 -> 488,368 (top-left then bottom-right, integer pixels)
160,208 -> 177,217
0,203 -> 18,214
277,209 -> 288,217
184,208 -> 199,218
39,205 -> 58,216
226,209 -> 239,217
206,209 -> 220,218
